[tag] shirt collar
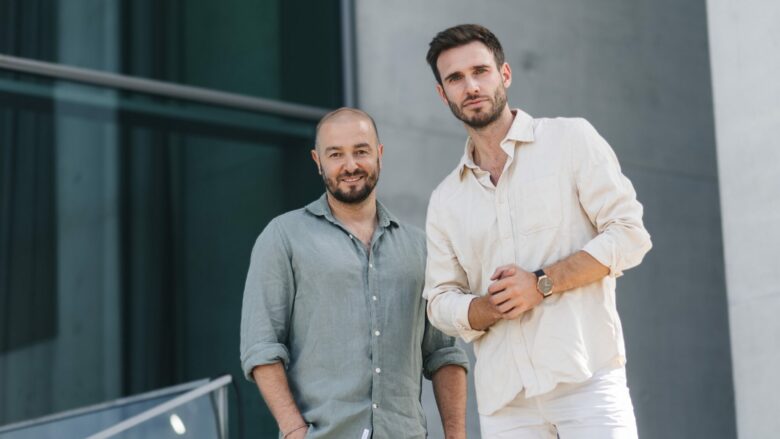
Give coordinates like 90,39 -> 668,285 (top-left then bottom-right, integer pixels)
458,109 -> 536,179
304,193 -> 399,229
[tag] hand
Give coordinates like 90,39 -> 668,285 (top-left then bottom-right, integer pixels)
487,264 -> 542,319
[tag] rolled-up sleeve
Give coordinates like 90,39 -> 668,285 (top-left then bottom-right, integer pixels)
424,190 -> 486,342
574,119 -> 652,277
421,313 -> 470,379
240,219 -> 294,381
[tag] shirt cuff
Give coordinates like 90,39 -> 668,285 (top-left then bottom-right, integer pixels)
453,295 -> 487,343
582,238 -> 623,278
423,346 -> 470,380
241,342 -> 290,381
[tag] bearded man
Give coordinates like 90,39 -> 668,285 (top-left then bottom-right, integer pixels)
240,108 -> 469,439
423,24 -> 652,438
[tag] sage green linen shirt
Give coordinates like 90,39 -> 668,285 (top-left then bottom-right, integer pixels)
240,194 -> 469,439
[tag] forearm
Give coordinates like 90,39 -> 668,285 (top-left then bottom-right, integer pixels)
432,365 -> 468,439
251,362 -> 307,435
467,295 -> 502,330
545,250 -> 609,294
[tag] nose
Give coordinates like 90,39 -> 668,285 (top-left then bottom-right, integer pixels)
343,155 -> 359,172
464,76 -> 480,95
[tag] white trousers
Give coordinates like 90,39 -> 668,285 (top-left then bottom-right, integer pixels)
479,367 -> 639,439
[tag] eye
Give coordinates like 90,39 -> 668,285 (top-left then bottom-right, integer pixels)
447,74 -> 463,83
356,149 -> 369,156
329,152 -> 342,158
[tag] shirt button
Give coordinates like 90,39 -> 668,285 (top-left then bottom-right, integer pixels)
375,368 -> 381,374
372,296 -> 378,301
349,234 -> 353,239
369,263 -> 374,268
372,403 -> 378,409
374,330 -> 381,336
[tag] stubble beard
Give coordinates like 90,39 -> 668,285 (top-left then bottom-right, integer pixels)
321,161 -> 380,204
448,85 -> 508,129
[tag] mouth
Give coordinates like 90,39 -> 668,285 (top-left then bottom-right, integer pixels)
340,175 -> 365,183
463,98 -> 487,108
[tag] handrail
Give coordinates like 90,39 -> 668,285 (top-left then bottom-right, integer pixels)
0,379 -> 209,434
85,375 -> 232,439
0,54 -> 329,121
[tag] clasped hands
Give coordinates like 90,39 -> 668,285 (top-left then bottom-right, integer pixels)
486,264 -> 543,320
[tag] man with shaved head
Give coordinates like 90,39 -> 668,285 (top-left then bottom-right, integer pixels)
240,108 -> 469,439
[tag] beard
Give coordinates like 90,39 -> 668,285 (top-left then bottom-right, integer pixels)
447,84 -> 508,129
321,160 -> 380,204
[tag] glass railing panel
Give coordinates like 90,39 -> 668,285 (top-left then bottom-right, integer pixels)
111,393 -> 222,439
0,380 -> 208,439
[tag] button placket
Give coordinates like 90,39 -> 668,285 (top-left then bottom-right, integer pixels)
367,240 -> 383,419
496,188 -> 511,239
495,185 -> 516,264
512,319 -> 541,395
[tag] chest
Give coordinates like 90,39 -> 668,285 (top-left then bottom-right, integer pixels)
445,155 -> 572,290
288,227 -> 426,309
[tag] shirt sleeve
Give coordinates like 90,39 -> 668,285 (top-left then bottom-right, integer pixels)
240,218 -> 294,381
574,118 -> 653,277
423,189 -> 486,342
421,312 -> 471,380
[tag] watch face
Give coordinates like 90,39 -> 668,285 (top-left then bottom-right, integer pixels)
539,277 -> 554,295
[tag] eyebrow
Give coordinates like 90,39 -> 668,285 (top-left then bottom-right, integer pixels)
322,143 -> 371,153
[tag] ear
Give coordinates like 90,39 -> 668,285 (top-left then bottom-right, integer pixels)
435,83 -> 450,106
310,149 -> 322,174
377,143 -> 384,170
501,62 -> 512,88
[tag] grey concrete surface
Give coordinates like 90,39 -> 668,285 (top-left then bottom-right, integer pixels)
356,1 -> 735,437
707,1 -> 780,437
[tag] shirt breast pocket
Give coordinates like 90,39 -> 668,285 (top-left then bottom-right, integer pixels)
512,174 -> 563,235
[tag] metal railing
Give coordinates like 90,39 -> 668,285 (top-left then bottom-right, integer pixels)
86,375 -> 231,439
0,376 -> 231,439
0,54 -> 329,122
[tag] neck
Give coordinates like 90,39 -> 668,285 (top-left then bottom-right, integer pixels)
326,191 -> 378,226
466,106 -> 515,167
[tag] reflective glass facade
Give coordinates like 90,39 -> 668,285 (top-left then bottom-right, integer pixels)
0,1 -> 343,437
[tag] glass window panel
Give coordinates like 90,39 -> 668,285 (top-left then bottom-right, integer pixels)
0,70 -> 323,437
0,0 -> 342,106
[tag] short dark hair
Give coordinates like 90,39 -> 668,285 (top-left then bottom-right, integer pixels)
426,24 -> 506,85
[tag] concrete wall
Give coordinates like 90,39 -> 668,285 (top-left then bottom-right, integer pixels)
707,1 -> 780,437
355,1 -> 736,437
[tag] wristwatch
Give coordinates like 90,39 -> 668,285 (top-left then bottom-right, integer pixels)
534,269 -> 553,298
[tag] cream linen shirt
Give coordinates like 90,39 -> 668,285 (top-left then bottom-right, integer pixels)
424,109 -> 652,415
